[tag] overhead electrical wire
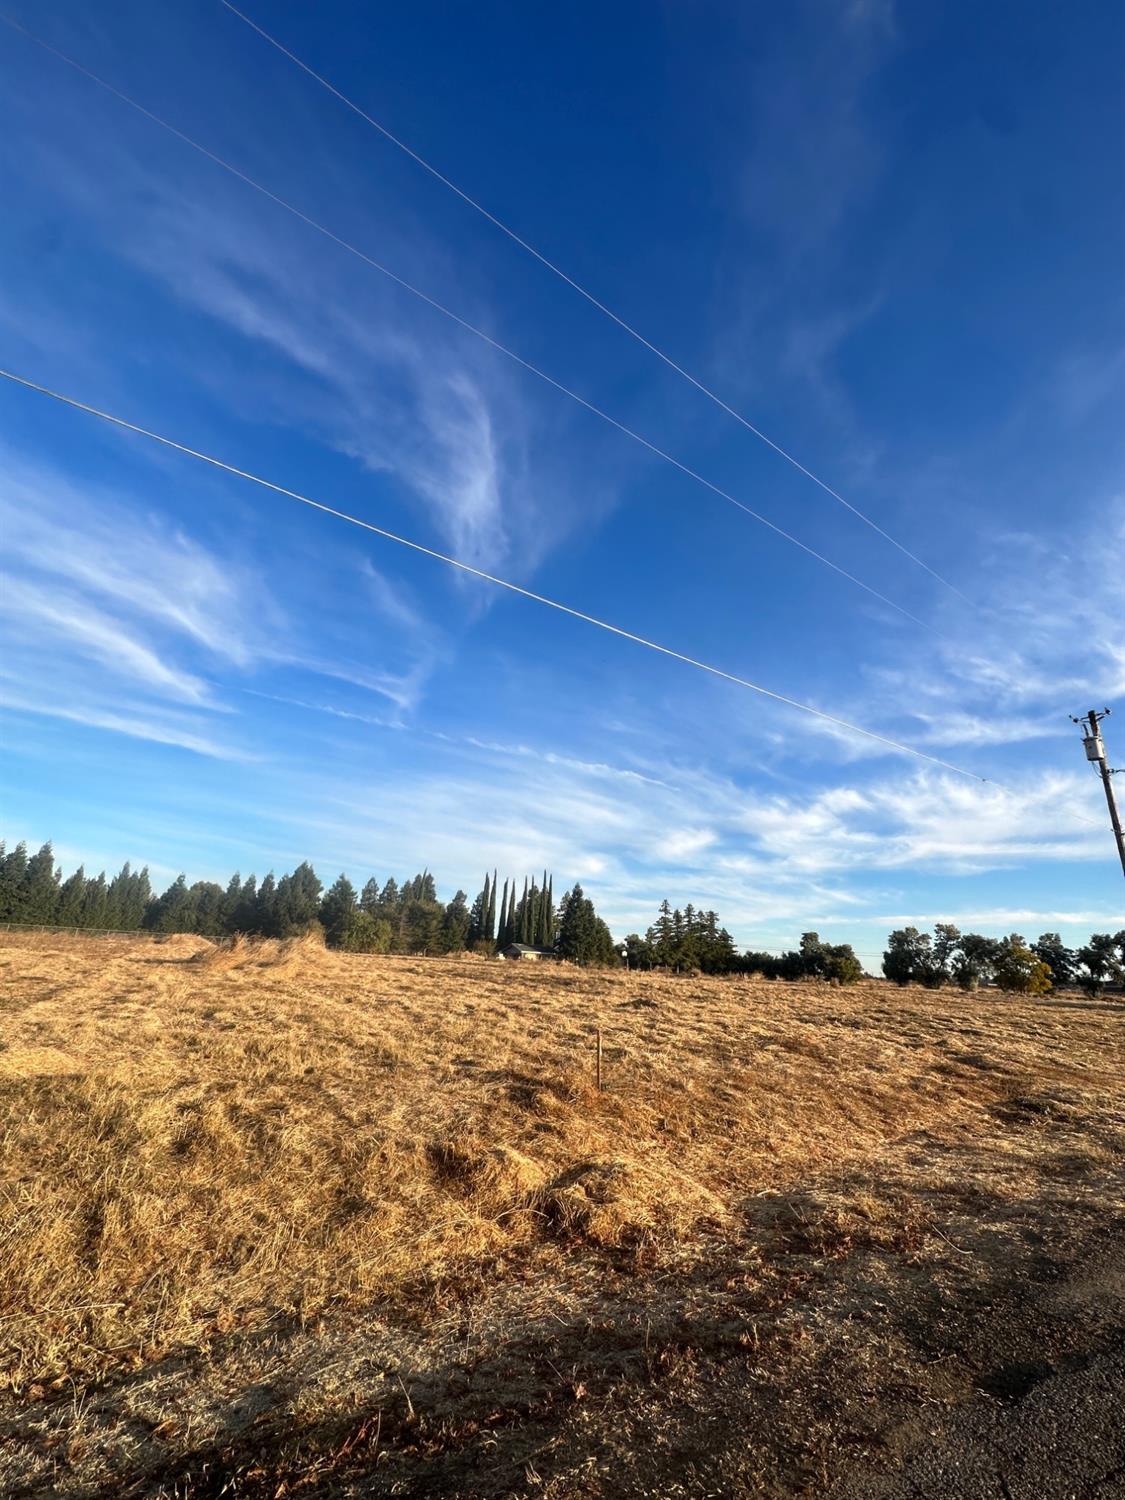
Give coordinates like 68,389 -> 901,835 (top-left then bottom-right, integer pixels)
0,366 -> 988,781
222,0 -> 972,606
1,15 -> 928,630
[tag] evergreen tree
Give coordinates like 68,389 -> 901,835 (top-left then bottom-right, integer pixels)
467,886 -> 486,947
338,909 -> 393,952
440,889 -> 470,952
274,861 -> 322,935
623,932 -> 654,969
81,872 -> 109,929
652,900 -> 675,966
114,865 -> 151,929
377,877 -> 400,917
56,866 -> 87,927
399,887 -> 443,952
191,882 -> 227,936
222,873 -> 243,930
144,874 -> 193,932
496,878 -> 509,946
19,843 -> 60,924
230,874 -> 258,934
518,877 -> 530,944
320,874 -> 358,947
360,877 -> 380,914
555,884 -> 617,966
0,842 -> 29,921
256,873 -> 279,936
481,872 -> 493,943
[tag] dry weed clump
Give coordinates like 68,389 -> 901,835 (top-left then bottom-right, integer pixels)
0,929 -> 1122,1408
189,929 -> 333,972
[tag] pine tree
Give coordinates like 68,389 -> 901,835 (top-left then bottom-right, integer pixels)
222,873 -> 243,930
467,888 -> 485,946
376,878 -> 400,921
191,882 -> 227,936
230,874 -> 258,934
440,890 -> 470,952
360,877 -> 380,914
256,873 -> 279,936
320,874 -> 358,947
556,884 -> 617,966
274,861 -> 322,935
652,900 -> 675,966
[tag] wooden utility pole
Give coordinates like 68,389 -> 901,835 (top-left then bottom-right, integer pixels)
1073,708 -> 1125,882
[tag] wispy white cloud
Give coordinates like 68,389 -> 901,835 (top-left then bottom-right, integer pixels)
0,688 -> 251,761
0,453 -> 268,665
112,177 -> 555,578
0,575 -> 212,704
359,560 -> 430,637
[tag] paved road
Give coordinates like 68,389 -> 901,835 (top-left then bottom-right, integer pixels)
831,1345 -> 1125,1499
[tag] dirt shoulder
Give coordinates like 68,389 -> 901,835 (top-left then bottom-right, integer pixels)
4,1125 -> 1123,1498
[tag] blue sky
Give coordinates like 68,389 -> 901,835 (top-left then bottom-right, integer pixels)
2,0 -> 1123,958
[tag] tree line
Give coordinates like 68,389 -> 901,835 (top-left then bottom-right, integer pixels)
883,925 -> 1125,996
4,839 -> 1121,990
0,842 -> 613,965
620,905 -> 863,982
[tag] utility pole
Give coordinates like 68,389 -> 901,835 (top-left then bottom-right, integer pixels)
1072,708 -> 1125,882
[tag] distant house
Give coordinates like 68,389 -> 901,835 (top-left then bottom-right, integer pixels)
500,943 -> 554,961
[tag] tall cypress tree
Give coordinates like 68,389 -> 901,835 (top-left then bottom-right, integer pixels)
480,872 -> 491,943
518,877 -> 530,944
486,868 -> 497,942
497,878 -> 509,945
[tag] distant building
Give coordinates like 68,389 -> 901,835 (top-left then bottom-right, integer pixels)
500,943 -> 554,961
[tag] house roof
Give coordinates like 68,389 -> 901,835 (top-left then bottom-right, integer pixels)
504,943 -> 552,954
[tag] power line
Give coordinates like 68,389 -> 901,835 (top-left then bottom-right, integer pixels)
222,0 -> 972,606
0,366 -> 986,781
1,14 -> 927,631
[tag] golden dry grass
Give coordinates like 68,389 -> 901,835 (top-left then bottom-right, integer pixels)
1,930 -> 1123,1496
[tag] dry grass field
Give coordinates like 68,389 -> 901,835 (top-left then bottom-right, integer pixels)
1,929 -> 1123,1498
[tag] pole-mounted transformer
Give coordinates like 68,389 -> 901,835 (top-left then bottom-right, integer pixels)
1072,708 -> 1125,884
